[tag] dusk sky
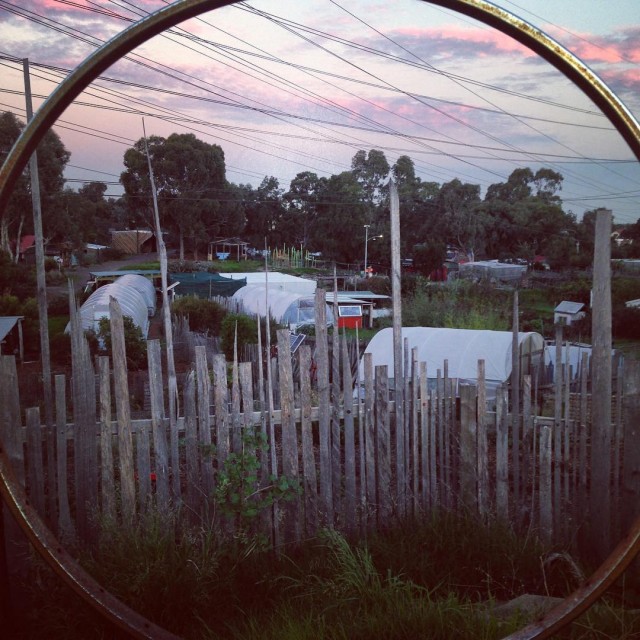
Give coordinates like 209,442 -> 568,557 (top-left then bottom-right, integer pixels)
1,0 -> 639,223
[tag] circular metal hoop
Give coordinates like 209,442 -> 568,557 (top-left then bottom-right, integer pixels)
1,2 -> 639,639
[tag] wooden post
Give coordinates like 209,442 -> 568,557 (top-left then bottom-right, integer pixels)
621,360 -> 640,536
213,354 -> 229,470
183,372 -> 200,520
110,297 -> 136,524
496,386 -> 509,521
55,374 -> 74,540
376,365 -> 392,521
26,407 -> 45,518
331,279 -> 342,521
511,290 -> 521,508
364,353 -> 376,524
299,346 -> 318,536
0,356 -> 24,485
147,340 -> 170,511
477,360 -> 489,520
315,288 -> 333,525
459,385 -> 477,514
591,208 -> 613,559
539,422 -> 553,545
389,180 -> 404,519
553,323 -> 563,538
278,329 -> 300,543
342,333 -> 357,532
419,362 -> 429,512
97,358 -> 115,522
195,346 -> 213,498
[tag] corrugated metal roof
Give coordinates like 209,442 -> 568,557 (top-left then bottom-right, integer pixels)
554,301 -> 585,315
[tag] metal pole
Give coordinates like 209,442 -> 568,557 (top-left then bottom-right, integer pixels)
363,224 -> 369,276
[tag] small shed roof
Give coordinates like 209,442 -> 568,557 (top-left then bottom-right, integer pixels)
0,316 -> 23,343
555,301 -> 585,315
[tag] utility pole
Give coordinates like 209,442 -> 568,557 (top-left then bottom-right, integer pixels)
23,59 -> 53,429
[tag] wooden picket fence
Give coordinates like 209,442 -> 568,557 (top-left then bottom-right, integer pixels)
1,290 -> 639,553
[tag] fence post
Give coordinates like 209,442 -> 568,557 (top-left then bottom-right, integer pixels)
622,360 -> 640,536
459,384 -> 477,514
147,340 -> 170,511
342,333 -> 357,533
375,365 -> 392,522
110,297 -> 136,526
98,357 -> 115,523
298,346 -> 318,536
591,208 -> 613,559
278,329 -> 301,544
55,374 -> 74,541
26,407 -> 45,518
496,386 -> 509,521
315,288 -> 333,526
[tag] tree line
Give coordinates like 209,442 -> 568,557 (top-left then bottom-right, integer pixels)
2,111 -> 640,270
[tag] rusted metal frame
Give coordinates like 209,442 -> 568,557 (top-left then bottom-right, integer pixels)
503,514 -> 640,639
0,445 -> 181,640
0,1 -> 639,639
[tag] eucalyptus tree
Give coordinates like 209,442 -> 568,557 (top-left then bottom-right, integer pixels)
0,111 -> 70,260
121,133 -> 232,259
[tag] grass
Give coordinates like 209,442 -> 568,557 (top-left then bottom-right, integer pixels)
16,509 -> 640,639
118,261 -> 160,271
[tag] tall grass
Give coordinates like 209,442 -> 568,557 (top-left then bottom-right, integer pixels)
403,280 -> 511,330
17,510 -> 640,639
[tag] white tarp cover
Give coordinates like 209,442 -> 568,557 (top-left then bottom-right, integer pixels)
224,272 -> 316,295
231,285 -> 333,329
72,274 -> 155,338
359,327 -> 544,386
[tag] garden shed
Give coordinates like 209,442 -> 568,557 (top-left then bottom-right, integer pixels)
231,285 -> 334,330
358,327 -> 544,398
69,274 -> 156,338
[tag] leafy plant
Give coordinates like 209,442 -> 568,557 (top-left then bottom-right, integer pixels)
96,315 -> 147,370
214,429 -> 300,534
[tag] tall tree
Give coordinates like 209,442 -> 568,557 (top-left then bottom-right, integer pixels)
121,133 -> 229,259
243,176 -> 285,248
0,111 -> 69,259
351,149 -> 390,222
282,171 -> 325,248
312,171 -> 367,263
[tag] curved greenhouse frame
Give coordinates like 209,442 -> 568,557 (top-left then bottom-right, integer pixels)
70,274 -> 156,338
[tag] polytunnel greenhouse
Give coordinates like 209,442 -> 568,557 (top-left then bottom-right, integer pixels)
68,274 -> 156,338
358,326 -> 544,400
231,285 -> 334,330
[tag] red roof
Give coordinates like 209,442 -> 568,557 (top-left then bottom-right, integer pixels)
19,235 -> 36,253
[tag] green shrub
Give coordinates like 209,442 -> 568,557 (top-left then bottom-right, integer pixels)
220,313 -> 258,360
97,316 -> 147,370
171,296 -> 227,334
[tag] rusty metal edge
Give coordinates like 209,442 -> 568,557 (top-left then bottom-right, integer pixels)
0,444 -> 182,639
0,1 -> 639,638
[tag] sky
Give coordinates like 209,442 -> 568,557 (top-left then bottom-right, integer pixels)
1,0 -> 639,224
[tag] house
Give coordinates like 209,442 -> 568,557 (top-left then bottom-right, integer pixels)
554,301 -> 586,326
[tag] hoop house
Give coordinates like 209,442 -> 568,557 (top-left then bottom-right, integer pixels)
231,285 -> 334,330
359,327 -> 544,399
70,274 -> 156,338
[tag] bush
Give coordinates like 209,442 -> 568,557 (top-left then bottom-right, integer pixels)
220,314 -> 258,360
171,296 -> 227,334
613,306 -> 640,339
96,316 -> 147,370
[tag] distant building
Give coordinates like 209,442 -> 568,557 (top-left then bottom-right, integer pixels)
554,301 -> 586,326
